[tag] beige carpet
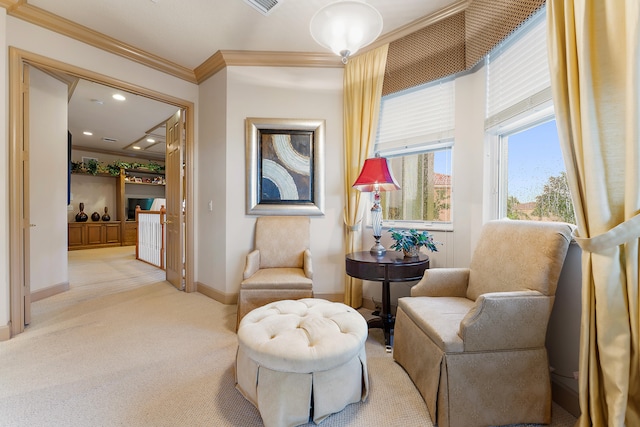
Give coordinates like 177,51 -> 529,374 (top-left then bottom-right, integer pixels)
0,247 -> 578,426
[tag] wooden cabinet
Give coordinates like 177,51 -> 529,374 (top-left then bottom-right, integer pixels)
69,167 -> 165,250
68,222 -> 122,250
122,221 -> 138,246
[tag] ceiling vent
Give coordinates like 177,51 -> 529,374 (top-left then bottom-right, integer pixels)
243,0 -> 282,16
102,137 -> 118,143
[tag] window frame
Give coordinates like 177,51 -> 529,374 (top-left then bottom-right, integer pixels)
486,102 -> 556,220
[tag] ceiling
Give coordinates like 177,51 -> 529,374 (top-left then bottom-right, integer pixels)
17,0 -> 462,160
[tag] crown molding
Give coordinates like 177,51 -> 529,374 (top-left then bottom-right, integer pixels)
72,144 -> 165,161
194,50 -> 343,83
5,2 -> 197,83
0,0 -> 20,10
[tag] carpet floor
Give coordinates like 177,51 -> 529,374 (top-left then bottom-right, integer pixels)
0,246 -> 578,426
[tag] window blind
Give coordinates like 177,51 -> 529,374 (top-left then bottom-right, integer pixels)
375,78 -> 455,154
485,8 -> 550,129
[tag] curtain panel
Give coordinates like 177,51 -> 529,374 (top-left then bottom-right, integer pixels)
342,45 -> 389,308
547,1 -> 640,425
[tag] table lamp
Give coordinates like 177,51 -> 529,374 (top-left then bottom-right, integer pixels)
352,156 -> 400,255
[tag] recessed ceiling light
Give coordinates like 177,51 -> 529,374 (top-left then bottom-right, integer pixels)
83,131 -> 93,136
90,99 -> 104,105
112,94 -> 126,101
132,146 -> 141,150
146,138 -> 156,143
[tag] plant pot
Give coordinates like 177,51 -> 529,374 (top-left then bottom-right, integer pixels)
403,246 -> 420,258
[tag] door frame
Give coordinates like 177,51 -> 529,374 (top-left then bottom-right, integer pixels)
8,47 -> 196,337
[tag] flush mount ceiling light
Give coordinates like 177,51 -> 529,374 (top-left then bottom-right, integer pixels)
309,0 -> 383,64
112,93 -> 126,101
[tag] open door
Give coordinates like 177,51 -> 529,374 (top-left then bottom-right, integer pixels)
165,110 -> 184,290
22,64 -> 32,327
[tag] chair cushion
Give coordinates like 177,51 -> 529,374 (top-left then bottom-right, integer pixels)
241,268 -> 313,289
398,296 -> 475,353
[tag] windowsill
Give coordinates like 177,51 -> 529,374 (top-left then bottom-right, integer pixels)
379,221 -> 453,232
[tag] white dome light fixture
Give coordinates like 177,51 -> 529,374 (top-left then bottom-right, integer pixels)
310,0 -> 383,64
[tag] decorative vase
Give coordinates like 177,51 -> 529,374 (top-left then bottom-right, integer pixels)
102,206 -> 111,222
91,211 -> 100,221
403,246 -> 420,258
75,202 -> 88,222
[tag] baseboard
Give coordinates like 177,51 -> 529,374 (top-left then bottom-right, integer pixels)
0,322 -> 10,341
197,282 -> 237,305
551,380 -> 580,418
196,283 -> 344,306
313,293 -> 344,303
31,281 -> 70,302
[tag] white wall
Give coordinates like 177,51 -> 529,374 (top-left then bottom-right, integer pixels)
28,67 -> 69,293
197,69 -> 228,294
547,242 -> 582,397
1,16 -> 198,336
196,66 -> 345,299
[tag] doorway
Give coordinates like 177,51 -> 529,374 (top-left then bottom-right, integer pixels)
8,47 -> 196,337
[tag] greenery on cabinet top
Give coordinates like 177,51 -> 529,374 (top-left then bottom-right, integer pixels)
71,159 -> 164,177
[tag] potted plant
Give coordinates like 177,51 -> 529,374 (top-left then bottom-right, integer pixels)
85,158 -> 100,175
388,228 -> 440,257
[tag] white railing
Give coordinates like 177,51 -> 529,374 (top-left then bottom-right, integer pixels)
136,205 -> 166,270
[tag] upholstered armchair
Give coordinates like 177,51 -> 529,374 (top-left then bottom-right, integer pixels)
236,216 -> 314,329
393,219 -> 573,427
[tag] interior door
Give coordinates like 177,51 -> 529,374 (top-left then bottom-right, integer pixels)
165,110 -> 184,290
22,64 -> 32,326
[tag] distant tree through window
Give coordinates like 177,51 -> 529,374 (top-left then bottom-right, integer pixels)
500,119 -> 575,224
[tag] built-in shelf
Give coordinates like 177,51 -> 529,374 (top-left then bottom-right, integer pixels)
68,167 -> 165,250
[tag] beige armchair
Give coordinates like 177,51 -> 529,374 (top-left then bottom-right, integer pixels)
393,219 -> 573,427
236,216 -> 313,329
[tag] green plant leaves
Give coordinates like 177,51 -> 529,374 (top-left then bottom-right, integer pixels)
388,228 -> 441,252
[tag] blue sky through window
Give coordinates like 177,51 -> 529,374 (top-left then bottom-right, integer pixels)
506,120 -> 565,203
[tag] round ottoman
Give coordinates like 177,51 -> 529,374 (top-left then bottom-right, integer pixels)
235,298 -> 369,427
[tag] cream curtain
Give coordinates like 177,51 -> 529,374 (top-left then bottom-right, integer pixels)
343,45 -> 389,307
547,1 -> 640,425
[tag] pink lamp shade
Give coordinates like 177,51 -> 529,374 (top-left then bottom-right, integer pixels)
352,157 -> 400,191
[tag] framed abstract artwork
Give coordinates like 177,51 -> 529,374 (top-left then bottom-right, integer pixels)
246,117 -> 325,216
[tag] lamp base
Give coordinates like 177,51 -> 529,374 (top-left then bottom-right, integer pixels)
370,241 -> 386,256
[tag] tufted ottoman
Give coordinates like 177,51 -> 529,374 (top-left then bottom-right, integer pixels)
235,298 -> 369,427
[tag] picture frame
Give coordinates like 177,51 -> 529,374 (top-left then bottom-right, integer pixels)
246,117 -> 325,216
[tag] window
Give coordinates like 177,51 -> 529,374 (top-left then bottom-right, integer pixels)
375,79 -> 455,228
486,6 -> 575,224
382,144 -> 452,223
496,116 -> 575,224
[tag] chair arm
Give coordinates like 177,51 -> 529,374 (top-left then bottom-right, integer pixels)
243,250 -> 260,280
303,249 -> 313,279
410,268 -> 470,297
459,291 -> 554,352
